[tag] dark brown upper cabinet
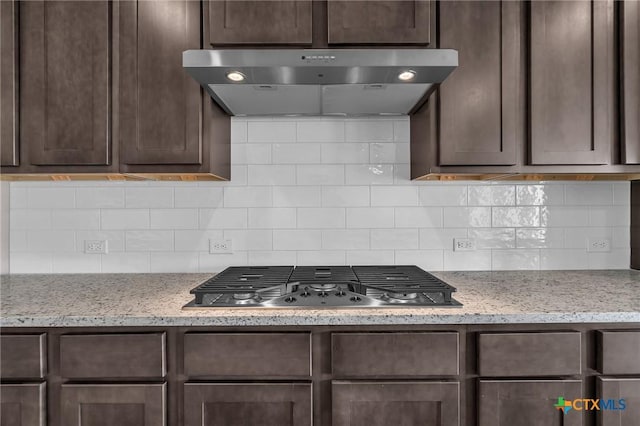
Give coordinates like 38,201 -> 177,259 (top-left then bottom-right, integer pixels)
328,0 -> 431,45
0,0 -> 18,167
19,0 -> 113,167
207,1 -> 313,46
437,0 -> 522,166
620,0 -> 640,165
529,0 -> 615,165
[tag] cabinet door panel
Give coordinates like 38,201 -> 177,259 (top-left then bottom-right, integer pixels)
332,381 -> 459,426
20,1 -> 111,166
328,0 -> 430,45
0,334 -> 46,379
530,0 -> 614,165
598,330 -> 640,374
60,384 -> 165,426
598,378 -> 640,426
184,383 -> 312,426
119,0 -> 202,166
438,1 -> 521,166
479,380 -> 582,426
621,0 -> 640,164
208,1 -> 312,46
0,0 -> 18,166
0,384 -> 45,426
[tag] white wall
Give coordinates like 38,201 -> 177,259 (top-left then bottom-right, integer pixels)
8,117 -> 631,273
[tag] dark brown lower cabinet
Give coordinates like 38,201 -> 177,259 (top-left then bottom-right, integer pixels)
597,378 -> 640,426
0,383 -> 45,426
183,383 -> 312,426
60,384 -> 165,426
478,380 -> 582,426
332,381 -> 460,426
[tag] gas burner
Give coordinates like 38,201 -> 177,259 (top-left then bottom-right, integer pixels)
184,265 -> 462,308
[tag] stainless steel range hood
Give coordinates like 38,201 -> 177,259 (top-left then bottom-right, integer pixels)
183,49 -> 458,116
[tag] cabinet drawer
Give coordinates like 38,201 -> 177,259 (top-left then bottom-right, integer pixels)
0,334 -> 46,379
184,333 -> 311,377
60,333 -> 166,379
598,331 -> 640,374
478,332 -> 581,377
332,332 -> 459,377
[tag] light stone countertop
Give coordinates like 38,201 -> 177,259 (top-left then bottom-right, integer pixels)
1,270 -> 639,327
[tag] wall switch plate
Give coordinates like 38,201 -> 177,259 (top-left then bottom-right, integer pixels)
209,239 -> 233,254
587,238 -> 611,252
85,240 -> 108,254
454,238 -> 476,251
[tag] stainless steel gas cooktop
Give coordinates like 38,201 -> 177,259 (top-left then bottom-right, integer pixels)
183,265 -> 462,309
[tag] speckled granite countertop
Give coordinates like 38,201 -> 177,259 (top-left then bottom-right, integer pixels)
1,270 -> 639,327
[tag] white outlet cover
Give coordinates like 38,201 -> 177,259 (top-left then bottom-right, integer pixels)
209,239 -> 233,254
84,240 -> 108,254
587,238 -> 611,252
453,238 -> 476,252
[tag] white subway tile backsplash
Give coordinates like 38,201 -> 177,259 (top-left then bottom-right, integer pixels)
174,187 -> 224,208
346,250 -> 395,265
346,208 -> 394,229
297,208 -> 345,229
224,187 -> 272,207
9,118 -> 631,273
273,186 -> 322,207
321,143 -> 369,164
492,207 -> 540,227
200,209 -> 247,229
273,230 -> 322,250
322,186 -> 370,207
297,165 -> 345,186
125,187 -> 173,208
27,188 -> 75,208
322,229 -> 370,250
126,230 -> 174,251
248,208 -> 296,229
419,228 -> 467,250
345,165 -> 394,185
468,185 -> 515,206
371,186 -> 417,206
395,207 -> 442,228
101,252 -> 150,273
272,143 -> 321,164
419,186 -> 467,206
444,207 -> 491,228
371,229 -> 419,249
76,187 -> 125,208
150,209 -> 198,229
53,210 -> 101,230
248,121 -> 296,143
102,209 -> 149,230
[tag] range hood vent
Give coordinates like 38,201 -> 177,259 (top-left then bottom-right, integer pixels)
183,49 -> 458,116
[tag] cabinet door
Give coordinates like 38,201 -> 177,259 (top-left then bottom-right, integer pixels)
60,384 -> 165,426
332,381 -> 459,426
479,380 -> 582,426
597,378 -> 640,426
529,0 -> 614,165
184,383 -> 312,426
328,0 -> 430,45
438,1 -> 522,166
0,384 -> 45,426
0,0 -> 18,166
207,1 -> 312,46
20,1 -> 111,166
620,0 -> 640,164
119,0 -> 203,169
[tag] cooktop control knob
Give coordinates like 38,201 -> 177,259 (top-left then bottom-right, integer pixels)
336,289 -> 346,297
318,291 -> 329,298
300,288 -> 311,297
284,296 -> 297,303
350,296 -> 362,302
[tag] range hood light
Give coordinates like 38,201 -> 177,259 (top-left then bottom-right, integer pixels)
398,70 -> 416,81
226,71 -> 245,82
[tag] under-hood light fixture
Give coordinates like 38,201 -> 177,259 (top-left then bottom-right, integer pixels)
398,70 -> 416,81
226,71 -> 245,82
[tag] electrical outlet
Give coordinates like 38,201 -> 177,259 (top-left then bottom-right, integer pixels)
587,238 -> 611,252
454,238 -> 476,251
209,239 -> 233,254
85,240 -> 108,254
